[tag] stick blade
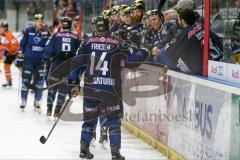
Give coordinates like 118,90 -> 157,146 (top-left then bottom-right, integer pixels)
39,136 -> 47,144
24,82 -> 38,91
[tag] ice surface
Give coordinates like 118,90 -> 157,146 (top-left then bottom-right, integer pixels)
0,66 -> 166,160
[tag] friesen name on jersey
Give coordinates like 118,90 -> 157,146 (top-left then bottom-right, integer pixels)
91,43 -> 111,51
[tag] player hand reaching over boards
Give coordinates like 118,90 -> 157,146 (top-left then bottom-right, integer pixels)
69,15 -> 149,160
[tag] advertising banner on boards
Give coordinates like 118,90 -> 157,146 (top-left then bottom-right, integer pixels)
122,65 -> 235,160
230,94 -> 240,159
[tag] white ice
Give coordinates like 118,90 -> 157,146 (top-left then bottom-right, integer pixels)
0,66 -> 166,160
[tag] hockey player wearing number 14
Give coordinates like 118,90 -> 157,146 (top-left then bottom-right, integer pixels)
69,16 -> 149,160
44,16 -> 81,118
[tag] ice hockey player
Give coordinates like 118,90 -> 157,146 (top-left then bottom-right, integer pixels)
102,10 -> 112,30
153,9 -> 204,74
109,6 -> 122,35
69,16 -> 149,160
115,6 -> 133,40
128,0 -> 145,47
18,13 -> 50,111
44,16 -> 81,118
0,21 -> 20,87
140,10 -> 155,50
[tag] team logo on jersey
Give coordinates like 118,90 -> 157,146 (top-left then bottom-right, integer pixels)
33,36 -> 41,44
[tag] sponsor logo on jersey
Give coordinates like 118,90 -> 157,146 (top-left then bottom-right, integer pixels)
84,106 -> 98,113
33,36 -> 41,44
32,46 -> 44,52
88,37 -> 119,44
106,105 -> 120,112
29,32 -> 35,36
56,32 -> 77,39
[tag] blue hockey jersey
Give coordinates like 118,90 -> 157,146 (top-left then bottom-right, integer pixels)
20,27 -> 50,60
44,31 -> 81,61
69,34 -> 149,91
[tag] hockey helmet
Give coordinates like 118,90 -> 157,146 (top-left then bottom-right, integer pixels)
0,21 -> 8,28
148,9 -> 164,23
34,13 -> 44,20
91,16 -> 109,34
61,16 -> 73,29
102,10 -> 111,20
131,2 -> 145,11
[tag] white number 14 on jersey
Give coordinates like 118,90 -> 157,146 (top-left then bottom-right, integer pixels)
90,52 -> 109,76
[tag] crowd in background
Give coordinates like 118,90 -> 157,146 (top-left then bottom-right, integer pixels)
94,0 -> 221,75
1,0 -> 240,83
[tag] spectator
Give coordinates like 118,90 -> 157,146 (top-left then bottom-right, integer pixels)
210,1 -> 224,38
73,15 -> 81,34
164,10 -> 178,22
56,0 -> 67,20
168,0 -> 178,8
26,2 -> 38,21
229,0 -> 240,57
62,0 -> 77,18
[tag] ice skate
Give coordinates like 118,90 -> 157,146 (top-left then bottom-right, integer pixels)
19,100 -> 26,112
2,80 -> 12,88
99,127 -> 108,150
46,104 -> 52,117
34,100 -> 41,114
79,141 -> 94,160
90,130 -> 96,148
111,144 -> 125,160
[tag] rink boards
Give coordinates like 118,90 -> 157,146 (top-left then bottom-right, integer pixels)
2,33 -> 239,160
122,64 -> 240,160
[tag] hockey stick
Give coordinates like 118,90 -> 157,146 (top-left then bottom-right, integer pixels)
158,0 -> 167,13
24,78 -> 67,92
40,97 -> 73,144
